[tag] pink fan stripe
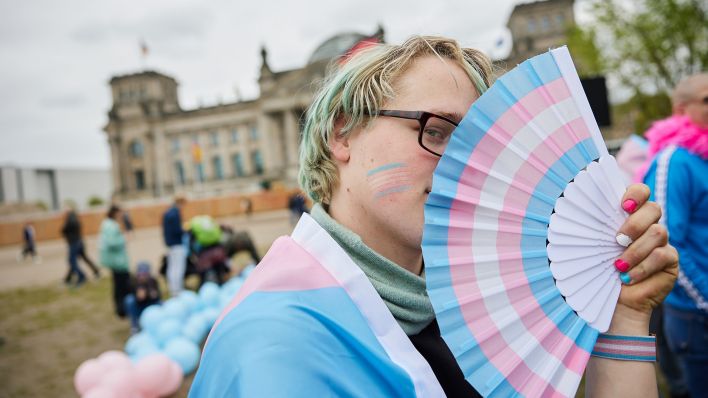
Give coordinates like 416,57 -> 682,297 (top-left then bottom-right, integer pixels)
447,78 -> 593,394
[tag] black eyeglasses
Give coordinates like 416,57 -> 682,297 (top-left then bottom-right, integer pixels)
367,110 -> 459,157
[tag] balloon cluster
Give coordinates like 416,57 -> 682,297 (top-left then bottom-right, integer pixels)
74,351 -> 182,398
73,265 -> 254,398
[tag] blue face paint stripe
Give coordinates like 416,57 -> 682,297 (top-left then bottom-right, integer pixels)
374,185 -> 412,198
367,162 -> 406,177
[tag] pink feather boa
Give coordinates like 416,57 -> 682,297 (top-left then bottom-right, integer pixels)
634,115 -> 708,182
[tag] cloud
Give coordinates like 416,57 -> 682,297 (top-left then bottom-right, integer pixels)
71,5 -> 213,45
40,93 -> 87,109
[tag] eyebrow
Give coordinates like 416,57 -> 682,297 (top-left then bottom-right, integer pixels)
432,110 -> 464,124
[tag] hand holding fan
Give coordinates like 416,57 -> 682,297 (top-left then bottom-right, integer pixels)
422,46 -> 628,397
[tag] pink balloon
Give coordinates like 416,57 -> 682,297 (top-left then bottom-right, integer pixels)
157,361 -> 184,397
75,358 -> 108,395
100,368 -> 137,398
82,385 -> 119,398
134,354 -> 173,397
97,350 -> 133,372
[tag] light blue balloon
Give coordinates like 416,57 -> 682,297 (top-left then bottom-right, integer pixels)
162,298 -> 189,320
179,290 -> 200,313
124,331 -> 158,355
155,318 -> 182,345
240,263 -> 256,278
218,291 -> 234,310
182,315 -> 209,344
201,307 -> 222,327
199,282 -> 221,308
222,278 -> 244,297
139,305 -> 166,336
129,344 -> 161,363
163,337 -> 201,374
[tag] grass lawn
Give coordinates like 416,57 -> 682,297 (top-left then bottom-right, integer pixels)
0,277 -> 194,397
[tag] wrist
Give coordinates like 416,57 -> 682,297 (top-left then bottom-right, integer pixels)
607,304 -> 651,335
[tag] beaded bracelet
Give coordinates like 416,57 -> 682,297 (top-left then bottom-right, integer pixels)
591,334 -> 656,362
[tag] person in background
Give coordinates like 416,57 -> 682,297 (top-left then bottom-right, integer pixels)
61,206 -> 100,286
99,205 -> 131,317
186,215 -> 230,286
240,197 -> 253,218
162,195 -> 187,296
124,261 -> 161,334
642,72 -> 708,398
287,192 -> 309,225
191,36 -> 678,397
122,210 -> 134,238
18,222 -> 40,264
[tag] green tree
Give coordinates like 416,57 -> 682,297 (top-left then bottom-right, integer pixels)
568,0 -> 707,132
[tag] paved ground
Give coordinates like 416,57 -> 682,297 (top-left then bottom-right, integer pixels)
0,209 -> 294,292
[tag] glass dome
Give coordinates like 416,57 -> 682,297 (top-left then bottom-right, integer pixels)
307,32 -> 367,64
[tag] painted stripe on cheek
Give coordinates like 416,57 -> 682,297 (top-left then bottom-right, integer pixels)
366,162 -> 412,199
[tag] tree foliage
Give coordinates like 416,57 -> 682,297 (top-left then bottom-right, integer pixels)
568,0 -> 707,132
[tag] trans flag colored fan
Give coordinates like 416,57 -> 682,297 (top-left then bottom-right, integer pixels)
422,46 -> 628,397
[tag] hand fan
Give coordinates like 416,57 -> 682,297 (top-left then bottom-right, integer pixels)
422,46 -> 628,398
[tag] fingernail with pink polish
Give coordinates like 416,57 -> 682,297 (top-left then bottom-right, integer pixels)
614,258 -> 630,272
622,199 -> 638,213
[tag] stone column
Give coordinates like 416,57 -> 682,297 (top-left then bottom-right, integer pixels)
152,127 -> 166,197
283,109 -> 300,181
108,136 -> 123,196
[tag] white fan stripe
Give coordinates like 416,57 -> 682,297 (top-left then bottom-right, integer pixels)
551,47 -> 607,157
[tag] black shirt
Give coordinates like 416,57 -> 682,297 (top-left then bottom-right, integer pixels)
409,319 -> 482,397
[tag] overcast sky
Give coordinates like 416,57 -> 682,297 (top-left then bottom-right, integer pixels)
0,0 -> 548,169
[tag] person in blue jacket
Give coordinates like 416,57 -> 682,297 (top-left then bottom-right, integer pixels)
643,72 -> 708,397
162,195 -> 187,296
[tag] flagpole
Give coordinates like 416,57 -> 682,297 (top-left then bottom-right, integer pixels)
140,39 -> 149,71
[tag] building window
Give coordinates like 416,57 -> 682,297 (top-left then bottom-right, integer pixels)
210,131 -> 219,146
249,125 -> 259,141
541,15 -> 551,31
171,137 -> 180,153
527,18 -> 536,33
129,140 -> 144,157
212,156 -> 224,180
194,163 -> 205,183
230,128 -> 239,143
251,150 -> 264,175
175,161 -> 185,185
134,170 -> 145,190
556,13 -> 565,27
231,153 -> 244,177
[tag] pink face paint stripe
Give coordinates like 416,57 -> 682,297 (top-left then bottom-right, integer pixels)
368,171 -> 413,188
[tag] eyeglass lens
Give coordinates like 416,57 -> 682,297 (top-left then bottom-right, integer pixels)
421,116 -> 457,155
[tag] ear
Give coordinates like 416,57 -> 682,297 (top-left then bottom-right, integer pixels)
329,117 -> 351,164
673,102 -> 686,116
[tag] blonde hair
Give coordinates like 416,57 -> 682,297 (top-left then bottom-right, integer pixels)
298,36 -> 494,203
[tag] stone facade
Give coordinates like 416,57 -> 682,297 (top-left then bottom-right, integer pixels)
503,0 -> 575,68
105,29 -> 383,200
